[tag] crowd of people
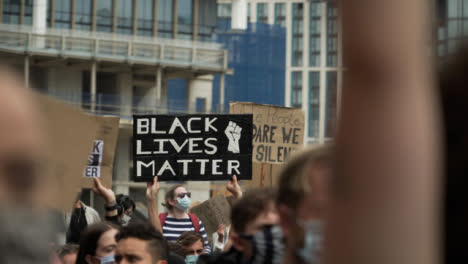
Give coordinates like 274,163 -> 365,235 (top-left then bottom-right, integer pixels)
44,144 -> 331,264
3,0 -> 468,263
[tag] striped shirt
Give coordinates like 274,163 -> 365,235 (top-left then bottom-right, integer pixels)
162,216 -> 211,254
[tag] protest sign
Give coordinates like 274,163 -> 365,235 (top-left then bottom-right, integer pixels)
133,114 -> 252,182
190,194 -> 231,241
82,115 -> 120,188
230,102 -> 305,163
35,94 -> 99,212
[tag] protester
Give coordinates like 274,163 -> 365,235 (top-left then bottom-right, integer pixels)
175,231 -> 205,263
66,196 -> 101,244
115,222 -> 168,264
198,188 -> 283,264
276,145 -> 332,264
56,244 -> 79,264
116,194 -> 136,226
75,222 -> 119,264
0,65 -> 60,263
91,178 -> 136,226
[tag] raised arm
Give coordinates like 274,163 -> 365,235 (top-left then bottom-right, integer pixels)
146,176 -> 162,233
324,1 -> 441,264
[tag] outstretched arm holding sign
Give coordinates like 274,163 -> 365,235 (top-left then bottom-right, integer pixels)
92,178 -> 119,225
146,176 -> 162,233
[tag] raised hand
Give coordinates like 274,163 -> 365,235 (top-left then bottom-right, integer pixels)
226,175 -> 242,199
146,176 -> 160,201
92,177 -> 116,205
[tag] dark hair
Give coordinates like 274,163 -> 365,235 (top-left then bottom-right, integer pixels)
439,43 -> 468,262
167,242 -> 186,257
162,184 -> 185,212
75,222 -> 118,264
116,194 -> 136,216
176,231 -> 203,255
231,188 -> 276,233
56,244 -> 79,260
116,223 -> 168,262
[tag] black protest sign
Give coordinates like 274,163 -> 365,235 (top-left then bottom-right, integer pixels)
133,114 -> 253,182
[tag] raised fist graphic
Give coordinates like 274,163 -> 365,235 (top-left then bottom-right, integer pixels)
225,121 -> 242,153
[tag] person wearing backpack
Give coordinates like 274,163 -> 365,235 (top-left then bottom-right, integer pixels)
157,184 -> 212,254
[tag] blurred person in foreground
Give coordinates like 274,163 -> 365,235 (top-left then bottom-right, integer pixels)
56,244 -> 79,264
75,222 -> 119,264
0,65 -> 58,263
115,222 -> 168,264
198,188 -> 283,264
324,1 -> 441,264
277,145 -> 332,264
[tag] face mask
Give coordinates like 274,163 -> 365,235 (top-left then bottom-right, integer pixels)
176,196 -> 192,211
296,220 -> 323,264
185,254 -> 199,264
241,225 -> 284,264
97,254 -> 115,264
122,214 -> 131,226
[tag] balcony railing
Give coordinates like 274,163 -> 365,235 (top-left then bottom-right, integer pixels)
42,91 -> 227,119
0,23 -> 227,71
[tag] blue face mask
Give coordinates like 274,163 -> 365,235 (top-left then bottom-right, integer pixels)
185,254 -> 199,264
176,195 -> 192,211
296,220 -> 323,264
97,254 -> 115,264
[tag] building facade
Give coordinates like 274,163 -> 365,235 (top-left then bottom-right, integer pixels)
218,0 -> 343,144
0,0 -> 226,215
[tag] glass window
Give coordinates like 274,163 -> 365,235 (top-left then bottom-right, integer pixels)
97,0 -> 113,32
291,71 -> 303,108
292,3 -> 304,66
24,0 -> 33,25
274,3 -> 285,27
217,3 -> 232,19
257,3 -> 268,24
199,0 -> 216,41
75,0 -> 92,31
248,3 -> 251,22
47,0 -> 51,27
138,0 -> 154,36
448,20 -> 459,38
326,3 -> 338,67
326,72 -> 337,138
177,0 -> 193,40
464,0 -> 468,16
117,0 -> 134,34
309,72 -> 320,138
310,2 -> 321,67
3,0 -> 21,24
55,0 -> 72,29
448,0 -> 460,18
158,0 -> 174,38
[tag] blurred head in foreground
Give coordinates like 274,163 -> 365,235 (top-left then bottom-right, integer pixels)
0,64 -> 55,263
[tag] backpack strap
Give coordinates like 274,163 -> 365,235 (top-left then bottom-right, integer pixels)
189,213 -> 200,233
159,213 -> 168,228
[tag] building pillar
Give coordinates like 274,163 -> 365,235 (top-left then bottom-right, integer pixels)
153,0 -> 158,37
173,0 -> 178,38
92,0 -> 97,31
193,0 -> 199,41
219,73 -> 225,113
116,72 -> 133,117
33,0 -> 47,33
24,56 -> 30,89
20,0 -> 25,25
91,62 -> 97,113
133,0 -> 138,35
155,67 -> 162,108
232,0 -> 247,30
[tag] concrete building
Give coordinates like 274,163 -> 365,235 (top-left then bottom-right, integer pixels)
217,0 -> 343,144
0,0 -> 227,215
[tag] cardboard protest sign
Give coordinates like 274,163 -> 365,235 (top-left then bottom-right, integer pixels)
230,102 -> 305,164
35,94 -> 99,212
244,162 -> 283,188
190,194 -> 231,241
82,115 -> 120,188
133,114 -> 253,182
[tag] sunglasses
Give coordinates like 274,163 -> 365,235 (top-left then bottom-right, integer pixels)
176,192 -> 191,199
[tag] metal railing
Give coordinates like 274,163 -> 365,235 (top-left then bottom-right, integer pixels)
0,23 -> 227,71
44,91 -> 227,119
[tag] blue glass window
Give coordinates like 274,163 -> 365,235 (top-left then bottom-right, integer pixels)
257,3 -> 268,24
75,0 -> 92,31
3,0 -> 21,24
274,3 -> 285,27
117,0 -> 134,34
158,0 -> 174,38
138,0 -> 153,36
326,71 -> 337,137
309,72 -> 320,138
177,0 -> 193,40
55,0 -> 72,29
291,71 -> 303,108
292,3 -> 304,67
309,2 -> 321,67
97,0 -> 113,32
326,3 -> 338,67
